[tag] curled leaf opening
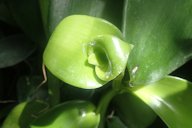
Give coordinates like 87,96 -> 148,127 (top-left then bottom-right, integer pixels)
43,15 -> 133,89
87,35 -> 133,81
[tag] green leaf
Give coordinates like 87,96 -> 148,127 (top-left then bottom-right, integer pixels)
6,0 -> 45,42
133,76 -> 192,128
2,100 -> 49,128
113,92 -> 156,128
0,34 -> 35,68
30,100 -> 100,128
19,100 -> 49,128
38,0 -> 49,38
40,0 -> 124,35
0,104 -> 15,121
123,0 -> 192,85
43,15 -> 133,89
2,102 -> 26,128
87,35 -> 133,81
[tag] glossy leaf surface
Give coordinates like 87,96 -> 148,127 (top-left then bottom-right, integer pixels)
0,34 -> 35,68
133,76 -> 192,128
31,101 -> 100,128
87,35 -> 133,81
43,15 -> 133,89
124,0 -> 192,85
113,92 -> 156,128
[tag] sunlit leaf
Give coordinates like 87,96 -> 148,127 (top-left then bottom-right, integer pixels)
0,34 -> 35,68
43,15 -> 132,89
133,76 -> 192,128
123,0 -> 192,85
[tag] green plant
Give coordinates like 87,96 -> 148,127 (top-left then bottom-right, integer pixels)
1,0 -> 192,128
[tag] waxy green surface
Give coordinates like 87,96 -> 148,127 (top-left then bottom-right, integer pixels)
31,101 -> 100,128
133,76 -> 192,128
124,0 -> 192,85
43,15 -> 133,89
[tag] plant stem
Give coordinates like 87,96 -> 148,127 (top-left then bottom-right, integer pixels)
96,75 -> 124,128
96,81 -> 135,128
96,89 -> 118,128
47,71 -> 61,107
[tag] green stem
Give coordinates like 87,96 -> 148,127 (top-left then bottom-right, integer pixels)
96,83 -> 140,128
96,76 -> 124,128
47,71 -> 61,107
96,89 -> 118,128
112,72 -> 125,90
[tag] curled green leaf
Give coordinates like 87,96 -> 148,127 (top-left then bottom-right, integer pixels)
87,35 -> 133,81
43,15 -> 133,89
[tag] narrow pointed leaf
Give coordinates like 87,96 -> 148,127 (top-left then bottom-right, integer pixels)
133,76 -> 192,128
123,0 -> 192,85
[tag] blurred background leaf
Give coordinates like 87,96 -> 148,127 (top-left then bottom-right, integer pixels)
0,2 -> 15,26
5,0 -> 45,43
0,34 -> 35,68
17,76 -> 49,102
107,116 -> 127,128
123,0 -> 192,85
